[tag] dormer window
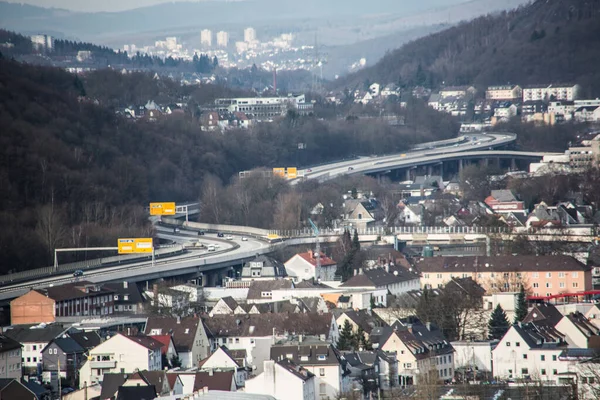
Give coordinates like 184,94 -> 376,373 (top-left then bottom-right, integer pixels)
317,355 -> 326,361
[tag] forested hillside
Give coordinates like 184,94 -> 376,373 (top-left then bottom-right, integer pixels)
0,58 -> 457,273
336,0 -> 600,96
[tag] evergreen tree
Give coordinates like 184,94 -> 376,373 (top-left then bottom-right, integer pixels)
337,320 -> 354,350
488,304 -> 510,340
514,285 -> 528,323
352,230 -> 360,251
355,326 -> 372,351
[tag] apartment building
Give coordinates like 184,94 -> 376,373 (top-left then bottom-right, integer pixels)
0,335 -> 22,379
523,84 -> 580,102
486,85 -> 522,101
213,94 -> 310,118
416,255 -> 591,296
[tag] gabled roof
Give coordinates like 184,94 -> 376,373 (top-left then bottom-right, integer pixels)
3,325 -> 66,344
150,334 -> 175,355
336,310 -> 386,333
340,266 -> 418,288
415,255 -> 589,273
138,370 -> 169,395
103,282 -> 144,304
566,312 -> 599,338
242,255 -> 287,279
69,331 -> 102,350
49,337 -> 84,354
144,316 -> 201,352
271,342 -> 344,367
276,358 -> 315,381
116,385 -> 157,400
511,322 -> 567,349
38,281 -> 114,302
523,303 -> 564,326
193,370 -> 235,392
295,251 -> 337,267
489,190 -> 518,202
203,314 -> 333,338
125,334 -> 164,351
247,280 -> 293,300
220,296 -> 240,311
100,373 -> 129,399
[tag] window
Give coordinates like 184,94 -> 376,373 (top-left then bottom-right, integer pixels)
33,357 -> 37,362
546,283 -> 552,288
516,342 -> 520,347
546,272 -> 552,278
541,355 -> 545,361
541,369 -> 546,375
553,369 -> 558,375
114,295 -> 119,300
558,272 -> 565,278
560,282 -> 565,288
533,272 -> 539,278
320,383 -> 327,395
572,272 -> 578,278
319,368 -> 325,376
533,283 -> 539,288
124,295 -> 129,301
552,355 -> 557,361
522,354 -> 527,359
573,282 -> 579,288
506,342 -> 511,347
318,355 -> 326,361
235,338 -> 240,344
424,274 -> 429,278
437,274 -> 442,279
27,357 -> 31,362
521,368 -> 529,375
32,345 -> 36,351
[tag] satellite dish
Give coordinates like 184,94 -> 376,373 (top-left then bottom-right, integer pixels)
394,271 -> 399,276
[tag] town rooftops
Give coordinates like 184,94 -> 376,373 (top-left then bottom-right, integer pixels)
336,309 -> 385,333
69,331 -> 102,350
241,255 -> 287,279
36,281 -> 114,302
271,342 -> 343,367
511,322 -> 567,348
414,255 -> 589,273
172,370 -> 235,392
523,303 -> 564,326
48,336 -> 84,354
203,314 -> 333,338
3,324 -> 66,343
221,296 -> 240,311
149,334 -> 174,355
144,316 -> 201,352
488,189 -> 518,202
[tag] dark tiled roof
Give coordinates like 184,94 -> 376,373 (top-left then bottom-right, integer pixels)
247,280 -> 294,300
116,385 -> 157,400
566,312 -> 599,338
340,267 -> 418,288
523,303 -> 564,326
52,337 -> 84,353
271,343 -> 343,367
144,316 -> 201,352
126,335 -> 164,351
337,310 -> 386,333
39,281 -> 114,302
276,358 -> 315,381
221,296 -> 239,311
242,255 -> 287,279
203,314 -> 332,338
104,282 -> 144,305
100,373 -> 128,399
3,325 -> 66,344
69,331 -> 102,350
415,255 -> 589,273
250,301 -> 298,314
193,371 -> 234,392
139,370 -> 169,395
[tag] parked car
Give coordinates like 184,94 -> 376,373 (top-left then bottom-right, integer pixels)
73,270 -> 84,277
217,232 -> 224,237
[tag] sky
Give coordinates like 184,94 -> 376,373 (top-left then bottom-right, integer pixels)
5,0 -> 219,12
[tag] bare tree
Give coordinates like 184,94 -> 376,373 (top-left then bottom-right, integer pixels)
35,201 -> 68,262
199,174 -> 224,224
273,192 -> 302,231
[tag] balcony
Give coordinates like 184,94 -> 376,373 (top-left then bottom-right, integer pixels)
90,360 -> 117,369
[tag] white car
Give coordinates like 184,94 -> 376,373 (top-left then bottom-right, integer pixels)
225,235 -> 233,240
241,237 -> 248,241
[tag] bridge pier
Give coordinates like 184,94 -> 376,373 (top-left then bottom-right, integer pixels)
458,159 -> 463,172
510,158 -> 517,170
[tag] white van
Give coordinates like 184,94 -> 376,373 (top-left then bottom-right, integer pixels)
207,245 -> 216,252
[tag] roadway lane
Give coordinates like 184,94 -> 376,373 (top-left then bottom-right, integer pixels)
294,133 -> 516,183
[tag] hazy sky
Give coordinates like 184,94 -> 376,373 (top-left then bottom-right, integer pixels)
6,0 -> 214,12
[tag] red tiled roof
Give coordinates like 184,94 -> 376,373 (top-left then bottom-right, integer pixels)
150,335 -> 173,355
297,252 -> 336,267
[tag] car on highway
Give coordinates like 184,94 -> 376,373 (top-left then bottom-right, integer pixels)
217,232 -> 224,237
241,237 -> 248,241
225,235 -> 233,240
348,167 -> 354,171
73,270 -> 84,277
306,168 -> 312,172
173,228 -> 180,233
197,231 -> 205,236
207,245 -> 216,252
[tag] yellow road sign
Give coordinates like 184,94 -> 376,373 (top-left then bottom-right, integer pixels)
149,202 -> 176,215
118,238 -> 154,254
273,168 -> 286,178
286,167 -> 297,179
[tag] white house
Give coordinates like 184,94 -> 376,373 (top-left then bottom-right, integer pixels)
4,324 -> 66,375
284,251 -> 338,283
270,341 -> 350,399
493,103 -> 518,120
451,341 -> 494,374
210,296 -> 247,316
339,266 -> 421,299
245,359 -> 315,400
554,312 -> 600,348
199,346 -> 249,388
369,83 -> 381,97
78,334 -> 162,387
492,322 -> 568,383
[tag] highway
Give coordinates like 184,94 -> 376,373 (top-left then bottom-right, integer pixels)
294,132 -> 520,182
0,227 -> 270,301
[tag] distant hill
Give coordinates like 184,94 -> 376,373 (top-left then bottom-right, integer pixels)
335,0 -> 600,97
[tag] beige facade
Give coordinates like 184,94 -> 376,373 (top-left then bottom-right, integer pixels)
10,290 -> 55,325
486,85 -> 522,100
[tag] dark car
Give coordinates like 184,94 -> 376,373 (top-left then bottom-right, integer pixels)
197,231 -> 205,236
348,167 -> 354,171
73,270 -> 83,277
217,232 -> 224,237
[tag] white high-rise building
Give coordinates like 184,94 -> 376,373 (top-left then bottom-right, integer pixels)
216,31 -> 229,47
165,37 -> 177,50
200,29 -> 212,47
244,27 -> 256,43
30,34 -> 53,51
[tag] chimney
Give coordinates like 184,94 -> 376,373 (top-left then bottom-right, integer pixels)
426,322 -> 431,331
123,281 -> 128,289
177,316 -> 181,324
385,263 -> 390,273
203,386 -> 209,393
299,334 -> 303,343
359,268 -> 363,275
127,327 -> 131,336
354,269 -> 358,276
208,368 -> 213,376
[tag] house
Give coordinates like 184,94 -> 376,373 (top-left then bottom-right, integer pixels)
36,281 -> 115,319
210,297 -> 247,316
492,322 -> 569,383
245,359 -> 315,400
247,280 -> 294,304
335,310 -> 386,340
574,106 -> 600,123
0,379 -> 44,400
486,85 -> 522,101
77,334 -> 163,387
149,335 -> 179,367
284,251 -> 337,283
369,83 -> 381,97
343,350 -> 398,391
0,335 -> 22,379
343,199 -> 377,230
427,93 -> 441,110
555,312 -> 600,348
370,320 -> 455,386
10,290 -> 56,325
381,84 -> 400,98
99,370 -> 172,399
416,255 -> 591,296
523,84 -> 580,102
203,314 -> 339,374
3,324 -> 66,377
167,370 -> 236,395
198,346 -> 249,388
244,301 -> 300,314
399,204 -> 423,225
440,86 -> 475,99
104,282 -> 145,314
270,341 -> 350,399
451,341 -> 495,375
492,102 -> 518,122
241,256 -> 288,282
115,385 -> 157,400
399,176 -> 443,198
41,335 -> 85,387
484,190 -> 527,216
201,111 -> 221,131
144,283 -> 191,317
339,266 -> 421,300
144,316 -> 211,368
